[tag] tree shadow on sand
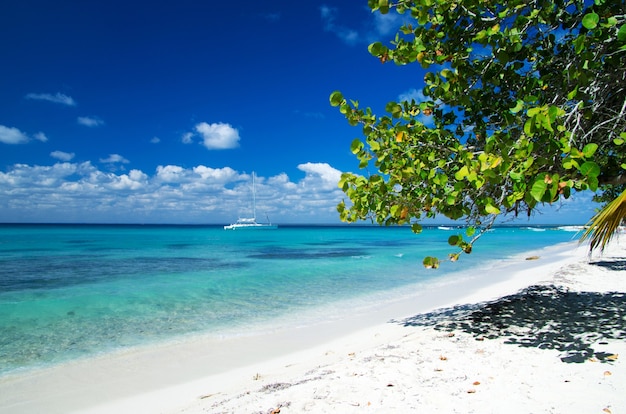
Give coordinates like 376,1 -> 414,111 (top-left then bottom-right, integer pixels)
395,263 -> 626,363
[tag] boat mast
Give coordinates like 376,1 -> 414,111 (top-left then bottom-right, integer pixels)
252,172 -> 257,221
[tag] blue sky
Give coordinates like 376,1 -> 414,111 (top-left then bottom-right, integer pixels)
0,1 -> 597,224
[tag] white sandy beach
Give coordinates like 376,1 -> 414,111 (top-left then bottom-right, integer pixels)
1,239 -> 625,414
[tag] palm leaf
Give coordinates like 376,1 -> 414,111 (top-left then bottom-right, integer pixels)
580,189 -> 626,253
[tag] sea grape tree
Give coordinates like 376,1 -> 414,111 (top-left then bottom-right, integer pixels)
331,0 -> 626,267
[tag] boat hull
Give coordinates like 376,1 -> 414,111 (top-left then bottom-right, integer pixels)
223,223 -> 278,230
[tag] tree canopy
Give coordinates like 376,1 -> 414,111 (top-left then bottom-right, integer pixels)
331,0 -> 626,267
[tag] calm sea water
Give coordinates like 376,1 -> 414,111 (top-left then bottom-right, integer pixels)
0,224 -> 580,376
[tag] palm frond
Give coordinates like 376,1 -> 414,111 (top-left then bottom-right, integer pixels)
580,189 -> 626,253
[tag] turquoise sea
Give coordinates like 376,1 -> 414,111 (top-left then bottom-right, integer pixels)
0,224 -> 581,376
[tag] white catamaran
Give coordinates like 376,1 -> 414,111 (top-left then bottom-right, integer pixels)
224,172 -> 277,230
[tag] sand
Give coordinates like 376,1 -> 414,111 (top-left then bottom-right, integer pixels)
1,238 -> 625,414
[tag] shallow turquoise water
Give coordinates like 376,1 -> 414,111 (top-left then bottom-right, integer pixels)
0,224 -> 579,375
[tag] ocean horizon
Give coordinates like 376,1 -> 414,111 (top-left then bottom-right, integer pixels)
0,223 -> 583,377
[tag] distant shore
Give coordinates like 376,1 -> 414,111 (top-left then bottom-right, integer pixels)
1,238 -> 625,413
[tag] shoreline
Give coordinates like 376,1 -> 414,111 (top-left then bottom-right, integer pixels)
1,239 -> 624,413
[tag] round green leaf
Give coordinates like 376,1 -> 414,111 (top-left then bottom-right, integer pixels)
368,42 -> 386,56
350,139 -> 364,154
378,0 -> 389,14
329,91 -> 344,107
411,223 -> 423,234
448,235 -> 461,246
582,143 -> 598,158
582,12 -> 599,29
530,178 -> 547,202
385,102 -> 402,118
423,256 -> 440,269
485,203 -> 501,215
580,161 -> 601,178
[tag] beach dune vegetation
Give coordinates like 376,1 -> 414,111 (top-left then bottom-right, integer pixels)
331,0 -> 626,263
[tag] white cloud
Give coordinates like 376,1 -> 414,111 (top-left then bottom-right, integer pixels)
195,122 -> 240,150
151,136 -> 161,144
193,166 -> 238,183
77,116 -> 104,127
51,151 -> 75,161
33,132 -> 48,142
0,162 -> 81,188
321,4 -> 411,46
0,125 -> 30,144
26,92 -> 76,106
100,154 -> 130,164
298,162 -> 342,190
320,5 -> 359,45
0,162 -> 349,223
372,10 -> 404,36
106,170 -> 148,190
298,162 -> 341,184
320,5 -> 336,29
181,132 -> 194,144
156,165 -> 188,183
398,88 -> 427,102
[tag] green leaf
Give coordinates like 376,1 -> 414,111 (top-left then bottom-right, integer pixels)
582,143 -> 598,158
454,166 -> 470,180
580,161 -> 601,178
538,113 -> 553,132
368,42 -> 386,56
423,256 -> 440,269
530,178 -> 547,202
385,102 -> 403,118
582,12 -> 599,30
350,139 -> 364,154
567,86 -> 579,100
474,30 -> 488,41
527,107 -> 541,117
411,223 -> 423,234
378,0 -> 389,14
510,100 -> 524,114
485,203 -> 501,214
390,204 -> 401,217
368,138 -> 380,151
574,35 -> 585,54
618,24 -> 626,42
605,17 -> 618,27
441,69 -> 453,79
562,157 -> 579,170
329,91 -> 344,107
522,157 -> 534,170
524,118 -> 535,136
448,235 -> 461,246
